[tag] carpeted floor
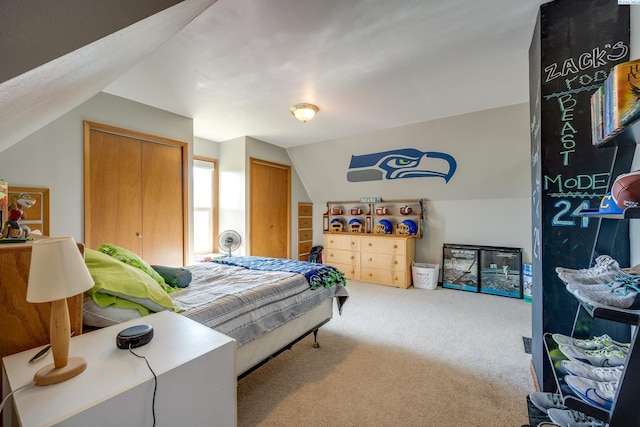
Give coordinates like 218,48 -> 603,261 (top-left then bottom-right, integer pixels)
237,280 -> 535,426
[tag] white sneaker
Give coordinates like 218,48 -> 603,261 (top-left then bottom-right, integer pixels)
557,256 -> 625,285
552,333 -> 630,351
564,375 -> 617,411
559,344 -> 627,367
562,359 -> 623,382
529,392 -> 567,414
547,408 -> 605,427
555,255 -> 616,274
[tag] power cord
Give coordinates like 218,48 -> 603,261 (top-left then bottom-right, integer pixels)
128,345 -> 157,427
0,382 -> 36,414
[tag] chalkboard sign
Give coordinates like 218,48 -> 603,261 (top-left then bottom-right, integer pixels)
529,0 -> 630,391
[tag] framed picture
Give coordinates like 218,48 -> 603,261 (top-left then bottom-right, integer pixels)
479,247 -> 523,299
442,244 -> 480,292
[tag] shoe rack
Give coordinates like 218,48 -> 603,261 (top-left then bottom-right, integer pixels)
540,110 -> 640,426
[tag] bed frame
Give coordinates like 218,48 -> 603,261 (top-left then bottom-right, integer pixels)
236,298 -> 333,378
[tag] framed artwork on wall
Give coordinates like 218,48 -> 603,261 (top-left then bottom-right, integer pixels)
8,186 -> 50,236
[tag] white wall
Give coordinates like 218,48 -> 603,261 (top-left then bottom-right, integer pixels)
0,92 -> 194,254
288,102 -> 532,265
218,137 -> 247,254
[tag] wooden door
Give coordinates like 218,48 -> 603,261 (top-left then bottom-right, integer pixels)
249,158 -> 290,258
85,130 -> 144,255
141,141 -> 185,266
84,122 -> 187,265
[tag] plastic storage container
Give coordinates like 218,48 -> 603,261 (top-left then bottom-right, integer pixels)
412,262 -> 439,290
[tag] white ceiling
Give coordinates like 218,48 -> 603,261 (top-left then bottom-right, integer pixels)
104,0 -> 547,148
0,0 -> 548,152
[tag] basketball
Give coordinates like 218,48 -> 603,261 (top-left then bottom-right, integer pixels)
612,171 -> 640,210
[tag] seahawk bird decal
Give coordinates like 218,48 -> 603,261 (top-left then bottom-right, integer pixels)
346,148 -> 457,183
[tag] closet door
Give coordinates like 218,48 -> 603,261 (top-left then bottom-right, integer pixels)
84,122 -> 187,266
141,141 -> 184,266
85,130 -> 143,255
249,158 -> 290,258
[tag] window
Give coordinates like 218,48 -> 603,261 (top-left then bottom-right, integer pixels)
193,157 -> 218,254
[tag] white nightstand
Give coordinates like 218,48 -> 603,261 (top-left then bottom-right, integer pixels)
2,311 -> 236,427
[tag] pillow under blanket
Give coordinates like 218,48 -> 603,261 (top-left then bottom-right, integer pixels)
151,265 -> 192,288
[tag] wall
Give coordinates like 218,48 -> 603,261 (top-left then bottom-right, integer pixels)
0,92 -> 194,254
287,103 -> 532,265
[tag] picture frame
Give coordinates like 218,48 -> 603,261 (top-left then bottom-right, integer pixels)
479,246 -> 523,299
442,244 -> 480,292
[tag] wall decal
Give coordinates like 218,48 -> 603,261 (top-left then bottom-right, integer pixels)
346,148 -> 457,183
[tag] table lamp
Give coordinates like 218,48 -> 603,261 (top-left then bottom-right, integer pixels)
26,237 -> 94,386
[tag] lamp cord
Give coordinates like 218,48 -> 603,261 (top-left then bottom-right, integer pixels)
129,346 -> 157,427
0,382 -> 35,414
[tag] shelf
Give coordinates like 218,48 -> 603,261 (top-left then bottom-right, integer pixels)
577,207 -> 640,219
571,297 -> 640,325
543,334 -> 612,423
594,109 -> 640,148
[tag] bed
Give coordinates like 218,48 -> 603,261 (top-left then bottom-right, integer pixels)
81,246 -> 348,378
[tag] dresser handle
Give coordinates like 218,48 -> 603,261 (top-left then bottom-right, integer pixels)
368,273 -> 373,277
350,256 -> 355,260
330,240 -> 334,244
368,257 -> 373,262
368,243 -> 372,247
394,260 -> 398,264
393,244 -> 397,248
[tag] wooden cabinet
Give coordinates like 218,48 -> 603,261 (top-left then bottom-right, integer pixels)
84,121 -> 187,266
0,241 -> 84,402
324,234 -> 415,288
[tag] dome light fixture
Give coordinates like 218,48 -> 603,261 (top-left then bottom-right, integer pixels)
289,103 -> 319,122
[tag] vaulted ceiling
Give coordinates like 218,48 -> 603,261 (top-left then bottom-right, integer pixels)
0,0 -> 547,152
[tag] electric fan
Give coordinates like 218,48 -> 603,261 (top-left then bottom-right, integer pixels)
218,230 -> 241,257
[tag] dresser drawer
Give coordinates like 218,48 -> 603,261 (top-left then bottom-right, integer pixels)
361,252 -> 406,271
328,262 -> 360,280
324,234 -> 359,251
360,267 -> 409,288
361,236 -> 407,255
325,248 -> 360,265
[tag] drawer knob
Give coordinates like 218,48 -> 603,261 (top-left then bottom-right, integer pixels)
351,256 -> 355,260
368,257 -> 373,262
393,244 -> 398,248
394,260 -> 398,264
368,243 -> 372,247
368,273 -> 373,277
330,240 -> 334,244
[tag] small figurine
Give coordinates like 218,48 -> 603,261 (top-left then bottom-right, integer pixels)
2,193 -> 36,239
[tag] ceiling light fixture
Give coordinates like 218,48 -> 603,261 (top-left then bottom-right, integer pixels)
289,103 -> 319,123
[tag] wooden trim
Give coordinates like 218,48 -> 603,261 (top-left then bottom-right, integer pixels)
193,156 -> 219,253
83,121 -> 189,265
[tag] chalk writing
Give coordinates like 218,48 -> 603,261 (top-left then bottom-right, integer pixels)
544,173 -> 609,195
544,41 -> 628,82
552,200 -> 590,227
558,94 -> 578,164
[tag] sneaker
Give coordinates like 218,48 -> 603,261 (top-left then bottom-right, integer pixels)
562,359 -> 624,382
564,375 -> 617,411
529,392 -> 567,414
559,344 -> 626,367
555,255 -> 616,274
552,333 -> 630,351
556,256 -> 624,285
547,408 -> 606,427
573,275 -> 640,309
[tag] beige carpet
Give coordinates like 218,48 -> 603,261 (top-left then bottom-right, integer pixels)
237,280 -> 535,426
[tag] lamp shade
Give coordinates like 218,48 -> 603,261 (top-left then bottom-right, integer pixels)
27,237 -> 94,303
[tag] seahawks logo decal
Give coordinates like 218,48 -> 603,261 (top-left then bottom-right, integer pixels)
347,148 -> 457,183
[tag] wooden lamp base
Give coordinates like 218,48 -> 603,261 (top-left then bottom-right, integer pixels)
34,357 -> 87,386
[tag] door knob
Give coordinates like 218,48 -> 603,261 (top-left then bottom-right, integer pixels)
137,233 -> 143,238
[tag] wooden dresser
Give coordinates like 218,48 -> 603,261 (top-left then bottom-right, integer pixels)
324,234 -> 415,288
0,241 -> 83,372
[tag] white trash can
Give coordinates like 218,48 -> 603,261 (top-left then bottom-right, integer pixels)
412,262 -> 439,290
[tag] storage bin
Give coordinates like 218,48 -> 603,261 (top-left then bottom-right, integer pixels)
412,262 -> 439,290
